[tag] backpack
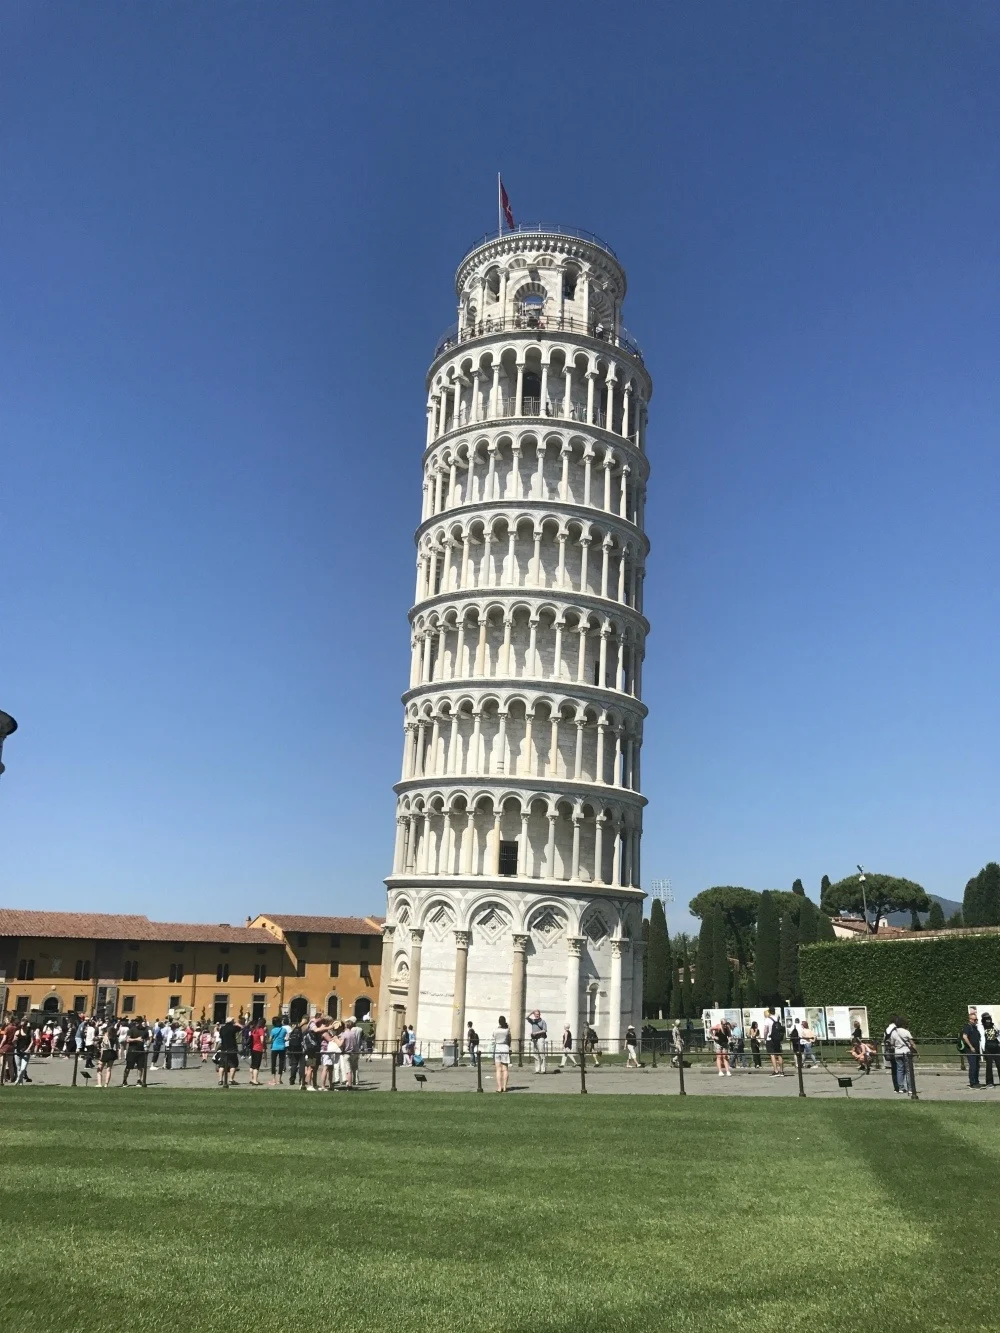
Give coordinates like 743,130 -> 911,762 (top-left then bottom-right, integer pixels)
303,1029 -> 322,1055
287,1027 -> 303,1052
771,1018 -> 785,1043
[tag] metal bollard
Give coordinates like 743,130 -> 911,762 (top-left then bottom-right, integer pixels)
907,1052 -> 919,1101
580,1040 -> 587,1094
796,1050 -> 806,1098
677,1047 -> 686,1096
651,1039 -> 657,1069
72,1048 -> 80,1088
391,1043 -> 397,1092
517,1037 -> 523,1068
476,1050 -> 483,1093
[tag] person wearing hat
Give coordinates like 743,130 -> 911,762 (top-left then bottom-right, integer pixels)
527,1010 -> 548,1073
982,1012 -> 1000,1088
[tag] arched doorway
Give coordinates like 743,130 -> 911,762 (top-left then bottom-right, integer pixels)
289,996 -> 309,1024
326,994 -> 340,1020
43,995 -> 61,1014
354,997 -> 371,1022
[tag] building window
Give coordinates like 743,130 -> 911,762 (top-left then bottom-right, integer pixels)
326,994 -> 340,1019
169,995 -> 181,1010
359,937 -> 370,950
122,995 -> 136,1013
15,995 -> 29,1015
168,964 -> 185,984
499,840 -> 519,876
73,960 -> 92,981
329,961 -> 339,978
123,961 -> 139,982
296,934 -> 308,948
216,964 -> 230,983
360,963 -> 372,985
253,965 -> 267,983
73,995 -> 87,1013
329,934 -> 341,948
296,960 -> 306,977
17,959 -> 35,981
251,993 -> 266,1021
213,995 -> 228,1024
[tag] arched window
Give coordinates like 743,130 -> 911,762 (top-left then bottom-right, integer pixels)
326,994 -> 340,1020
43,995 -> 61,1014
354,997 -> 372,1022
288,996 -> 309,1024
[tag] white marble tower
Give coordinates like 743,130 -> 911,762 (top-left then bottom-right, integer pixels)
377,224 -> 651,1056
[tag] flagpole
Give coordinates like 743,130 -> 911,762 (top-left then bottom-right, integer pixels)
497,172 -> 502,237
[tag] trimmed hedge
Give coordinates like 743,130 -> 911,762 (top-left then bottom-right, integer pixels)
800,932 -> 1000,1036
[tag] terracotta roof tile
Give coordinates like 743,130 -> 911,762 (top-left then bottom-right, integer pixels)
256,914 -> 383,935
0,908 -> 276,946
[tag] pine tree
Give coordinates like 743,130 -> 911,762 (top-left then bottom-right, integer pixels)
711,904 -> 730,1006
755,891 -> 781,1005
947,909 -> 964,929
910,907 -> 923,931
926,901 -> 945,929
778,911 -> 801,1004
792,878 -> 805,896
797,895 -> 819,945
644,900 -> 672,1018
693,913 -> 714,1013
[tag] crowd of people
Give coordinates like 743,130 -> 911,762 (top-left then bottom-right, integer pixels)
0,1012 -> 377,1089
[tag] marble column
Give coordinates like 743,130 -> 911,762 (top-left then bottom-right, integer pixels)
609,937 -> 626,1052
510,933 -> 528,1060
450,930 -> 471,1043
375,924 -> 395,1047
565,936 -> 584,1032
407,928 -> 424,1032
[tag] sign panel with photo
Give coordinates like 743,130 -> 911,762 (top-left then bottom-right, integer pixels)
824,1006 -> 869,1039
805,1006 -> 828,1040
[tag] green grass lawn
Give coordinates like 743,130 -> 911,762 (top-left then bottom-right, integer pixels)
0,1088 -> 996,1333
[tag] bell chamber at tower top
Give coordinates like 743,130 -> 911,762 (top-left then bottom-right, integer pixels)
425,229 -> 651,451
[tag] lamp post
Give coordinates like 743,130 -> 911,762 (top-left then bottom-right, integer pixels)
0,711 -> 17,779
857,865 -> 872,933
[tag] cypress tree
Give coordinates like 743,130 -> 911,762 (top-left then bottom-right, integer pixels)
693,913 -> 714,1013
966,862 -> 1000,926
820,874 -> 831,898
711,904 -> 730,1006
745,967 -> 759,1004
778,911 -> 801,1004
682,958 -> 695,1017
947,909 -> 964,929
815,910 -> 836,942
910,907 -> 923,931
798,895 -> 819,945
926,901 -> 945,929
644,900 -> 672,1018
755,891 -> 781,1005
792,878 -> 805,896
669,953 -> 686,1018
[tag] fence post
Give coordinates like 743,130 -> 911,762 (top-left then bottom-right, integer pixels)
796,1049 -> 806,1098
391,1041 -> 397,1092
651,1038 -> 657,1069
517,1037 -> 523,1068
72,1046 -> 80,1088
579,1039 -> 587,1094
907,1052 -> 919,1101
677,1044 -> 686,1096
476,1048 -> 483,1093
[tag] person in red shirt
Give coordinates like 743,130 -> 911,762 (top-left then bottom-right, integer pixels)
0,1019 -> 18,1085
249,1019 -> 266,1086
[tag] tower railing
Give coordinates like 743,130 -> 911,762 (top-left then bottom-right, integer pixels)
429,395 -> 639,446
461,222 -> 620,262
433,313 -> 644,364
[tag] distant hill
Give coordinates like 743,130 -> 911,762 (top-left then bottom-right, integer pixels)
885,894 -> 962,927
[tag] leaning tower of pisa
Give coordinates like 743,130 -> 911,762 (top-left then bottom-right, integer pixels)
376,224 -> 652,1057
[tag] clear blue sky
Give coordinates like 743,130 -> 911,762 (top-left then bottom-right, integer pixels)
3,4 -> 998,932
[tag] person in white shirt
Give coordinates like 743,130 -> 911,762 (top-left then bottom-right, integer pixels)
762,1010 -> 785,1077
888,1016 -> 916,1093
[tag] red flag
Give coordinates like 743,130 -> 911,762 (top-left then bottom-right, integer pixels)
500,178 -> 515,230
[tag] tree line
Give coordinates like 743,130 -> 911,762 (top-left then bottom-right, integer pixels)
642,861 -> 1000,1018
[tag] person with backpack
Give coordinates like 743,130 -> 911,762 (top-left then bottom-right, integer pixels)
981,1012 -> 1000,1088
763,1009 -> 785,1077
466,1021 -> 480,1069
888,1015 -> 916,1093
961,1011 -> 983,1088
585,1023 -> 601,1066
286,1018 -> 305,1086
302,1017 -> 327,1090
712,1020 -> 732,1077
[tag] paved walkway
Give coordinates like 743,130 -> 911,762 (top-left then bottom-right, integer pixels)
10,1054 -> 995,1101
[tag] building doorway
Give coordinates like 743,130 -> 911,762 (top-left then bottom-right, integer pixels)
354,997 -> 371,1022
326,994 -> 340,1019
251,994 -> 266,1022
42,995 -> 61,1014
213,995 -> 229,1024
289,996 -> 309,1024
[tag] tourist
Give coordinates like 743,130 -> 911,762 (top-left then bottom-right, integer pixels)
713,1019 -> 732,1077
0,1015 -> 18,1084
466,1021 -> 480,1068
217,1015 -> 240,1088
888,1015 -> 916,1093
13,1021 -> 33,1084
81,1017 -> 99,1069
883,1021 -> 900,1092
585,1023 -> 601,1066
849,1035 -> 874,1075
248,1018 -> 266,1086
961,1010 -> 982,1089
730,1019 -> 748,1068
527,1010 -> 548,1073
268,1016 -> 289,1085
762,1009 -> 785,1077
560,1025 -> 577,1067
302,1017 -> 325,1090
122,1015 -> 149,1088
320,1024 -> 338,1090
150,1020 -> 165,1071
980,1012 -> 1000,1088
492,1015 -> 511,1092
98,1020 -> 119,1087
286,1019 -> 305,1087
341,1016 -> 362,1089
799,1019 -> 819,1067
625,1023 -> 641,1069
748,1021 -> 762,1069
199,1027 -> 212,1063
670,1019 -> 684,1068
402,1025 -> 416,1066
